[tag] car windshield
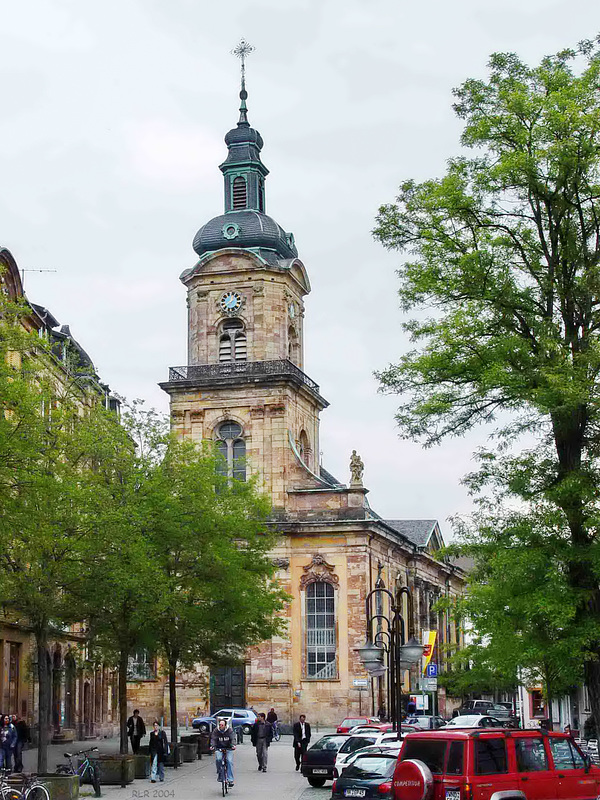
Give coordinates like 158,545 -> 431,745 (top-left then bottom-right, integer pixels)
402,739 -> 447,774
446,716 -> 481,726
339,736 -> 377,754
311,736 -> 348,751
344,756 -> 397,779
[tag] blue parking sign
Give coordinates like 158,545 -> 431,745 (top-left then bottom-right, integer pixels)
426,663 -> 438,677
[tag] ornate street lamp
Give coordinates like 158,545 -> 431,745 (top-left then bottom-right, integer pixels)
360,583 -> 424,733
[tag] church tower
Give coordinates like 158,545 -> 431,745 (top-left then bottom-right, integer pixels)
160,49 -> 331,509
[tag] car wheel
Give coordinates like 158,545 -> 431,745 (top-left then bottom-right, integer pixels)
199,722 -> 210,732
242,724 -> 252,735
307,778 -> 327,788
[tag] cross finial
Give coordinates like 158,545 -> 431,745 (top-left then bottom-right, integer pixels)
231,39 -> 255,124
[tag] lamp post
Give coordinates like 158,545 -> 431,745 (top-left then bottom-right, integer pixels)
358,584 -> 424,734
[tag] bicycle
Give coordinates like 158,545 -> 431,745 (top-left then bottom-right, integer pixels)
215,747 -> 230,797
55,747 -> 101,797
271,722 -> 280,742
0,768 -> 50,800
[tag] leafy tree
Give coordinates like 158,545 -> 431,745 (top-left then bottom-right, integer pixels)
374,39 -> 600,720
147,439 -> 287,745
0,292 -> 131,770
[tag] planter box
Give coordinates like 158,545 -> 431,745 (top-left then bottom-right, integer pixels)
138,745 -> 150,756
178,742 -> 196,763
89,755 -> 135,785
179,735 -> 202,759
163,744 -> 183,768
132,754 -> 151,779
35,774 -> 80,800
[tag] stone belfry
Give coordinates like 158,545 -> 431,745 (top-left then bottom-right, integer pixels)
160,41 -> 330,509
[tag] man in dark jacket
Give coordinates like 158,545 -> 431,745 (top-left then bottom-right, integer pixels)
13,717 -> 30,773
148,720 -> 169,783
250,713 -> 273,773
292,714 -> 311,770
210,718 -> 236,787
127,709 -> 146,754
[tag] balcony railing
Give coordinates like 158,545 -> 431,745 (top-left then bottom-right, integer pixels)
307,629 -> 336,647
167,360 -> 321,394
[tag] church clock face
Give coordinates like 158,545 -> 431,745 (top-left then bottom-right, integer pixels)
220,291 -> 243,314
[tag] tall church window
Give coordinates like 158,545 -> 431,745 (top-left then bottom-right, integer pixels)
298,430 -> 310,469
258,179 -> 265,213
288,326 -> 299,364
232,176 -> 247,210
219,319 -> 247,362
306,582 -> 337,678
216,420 -> 246,481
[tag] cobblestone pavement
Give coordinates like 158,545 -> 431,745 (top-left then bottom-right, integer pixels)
20,730 -> 337,800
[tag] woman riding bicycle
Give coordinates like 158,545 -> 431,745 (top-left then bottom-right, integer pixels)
210,718 -> 236,788
266,708 -> 279,740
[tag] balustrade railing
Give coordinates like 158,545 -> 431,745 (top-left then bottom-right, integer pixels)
167,360 -> 321,394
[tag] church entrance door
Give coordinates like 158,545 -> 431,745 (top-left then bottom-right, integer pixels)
210,667 -> 245,712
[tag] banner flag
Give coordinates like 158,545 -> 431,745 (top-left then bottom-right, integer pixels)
422,630 -> 437,675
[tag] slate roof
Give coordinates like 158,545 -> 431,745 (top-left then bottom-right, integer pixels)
319,466 -> 344,487
384,519 -> 439,548
192,210 -> 298,260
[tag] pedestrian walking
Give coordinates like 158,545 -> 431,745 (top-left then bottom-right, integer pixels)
148,720 -> 169,783
210,718 -> 236,788
127,709 -> 147,754
251,712 -> 273,773
0,715 -> 16,771
292,714 -> 311,771
377,705 -> 387,722
13,716 -> 30,773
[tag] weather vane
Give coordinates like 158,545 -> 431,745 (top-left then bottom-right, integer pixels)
231,39 -> 255,90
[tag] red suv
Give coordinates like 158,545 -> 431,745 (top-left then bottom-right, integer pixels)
392,728 -> 599,800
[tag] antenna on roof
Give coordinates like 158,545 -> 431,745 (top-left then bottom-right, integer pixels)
20,269 -> 58,288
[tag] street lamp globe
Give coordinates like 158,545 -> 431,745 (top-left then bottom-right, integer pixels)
399,636 -> 425,668
357,640 -> 384,669
366,662 -> 387,678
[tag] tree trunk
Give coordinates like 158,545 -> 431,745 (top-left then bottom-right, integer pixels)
36,628 -> 50,774
169,658 -> 178,756
584,658 -> 600,736
119,649 -> 129,754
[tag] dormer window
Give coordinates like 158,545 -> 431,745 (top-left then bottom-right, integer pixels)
232,176 -> 247,210
219,318 -> 247,362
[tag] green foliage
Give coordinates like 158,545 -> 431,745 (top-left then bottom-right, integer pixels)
374,38 -> 600,715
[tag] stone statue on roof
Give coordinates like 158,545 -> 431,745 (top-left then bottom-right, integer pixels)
349,450 -> 364,486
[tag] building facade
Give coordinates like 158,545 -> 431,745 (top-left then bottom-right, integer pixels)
0,246 -> 120,741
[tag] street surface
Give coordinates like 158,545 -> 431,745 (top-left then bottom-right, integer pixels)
20,731 -> 335,800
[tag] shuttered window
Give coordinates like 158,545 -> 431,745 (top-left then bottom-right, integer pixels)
219,319 -> 247,362
232,176 -> 247,210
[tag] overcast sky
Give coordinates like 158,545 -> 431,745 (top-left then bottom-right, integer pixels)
2,0 -> 597,534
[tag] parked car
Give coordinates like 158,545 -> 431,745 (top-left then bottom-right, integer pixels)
334,734 -> 381,773
191,707 -> 256,734
350,724 -> 418,735
453,699 -> 495,717
404,715 -> 446,730
442,714 -> 503,729
392,727 -> 599,800
337,717 -> 381,733
336,734 -> 403,774
301,734 -> 350,787
336,743 -> 402,778
333,751 -> 398,800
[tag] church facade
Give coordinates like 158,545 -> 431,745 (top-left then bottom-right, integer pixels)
151,78 -> 465,725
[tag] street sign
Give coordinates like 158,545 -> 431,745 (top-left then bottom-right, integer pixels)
424,678 -> 438,691
426,663 -> 438,678
353,678 -> 369,687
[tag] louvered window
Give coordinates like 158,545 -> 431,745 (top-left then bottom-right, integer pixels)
232,176 -> 247,210
258,180 -> 265,213
306,582 -> 337,679
216,421 -> 246,482
219,319 -> 247,362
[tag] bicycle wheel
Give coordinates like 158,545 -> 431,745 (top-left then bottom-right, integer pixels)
25,786 -> 50,800
90,765 -> 101,798
1,788 -> 22,800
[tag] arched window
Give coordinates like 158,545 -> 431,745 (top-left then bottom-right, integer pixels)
298,429 -> 310,469
306,582 -> 337,678
219,319 -> 247,362
216,420 -> 246,481
232,176 -> 247,210
288,326 -> 299,363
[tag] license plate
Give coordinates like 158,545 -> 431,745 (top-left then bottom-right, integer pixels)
344,791 -> 366,798
446,790 -> 460,800
313,769 -> 328,774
